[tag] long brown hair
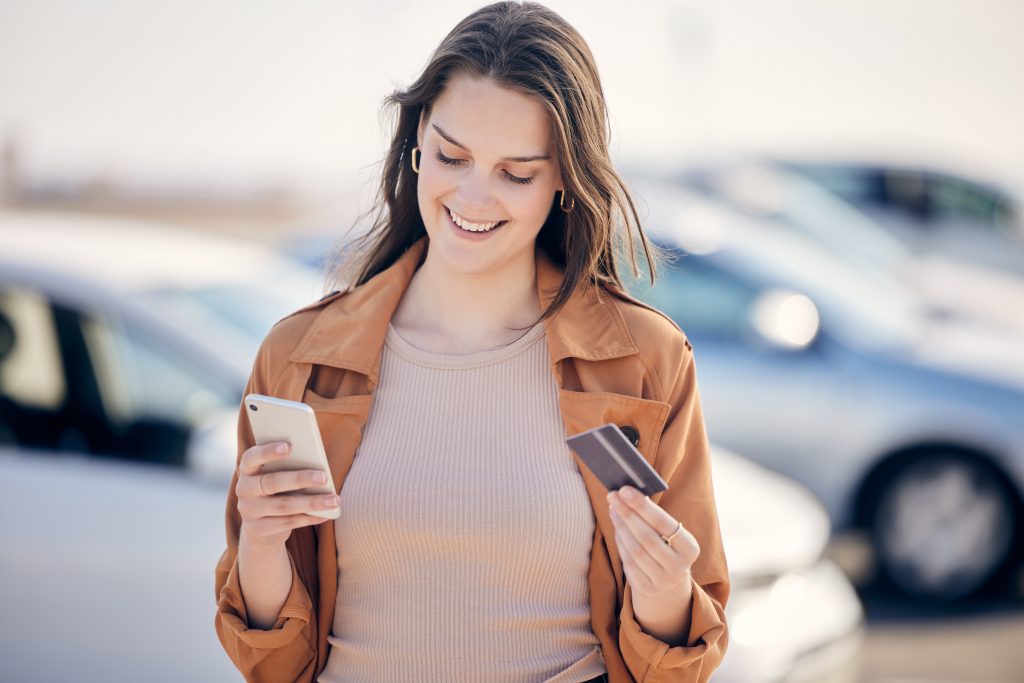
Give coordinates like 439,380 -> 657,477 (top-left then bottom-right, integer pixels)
327,0 -> 664,324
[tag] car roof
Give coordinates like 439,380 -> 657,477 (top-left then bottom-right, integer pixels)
0,210 -> 319,292
627,176 -> 925,348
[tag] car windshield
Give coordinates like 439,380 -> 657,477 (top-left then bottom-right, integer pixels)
141,269 -> 326,355
633,225 -> 923,353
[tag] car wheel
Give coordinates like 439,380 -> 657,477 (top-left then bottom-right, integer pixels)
868,451 -> 1020,600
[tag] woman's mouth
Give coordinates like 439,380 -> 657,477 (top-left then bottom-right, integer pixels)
446,205 -> 507,233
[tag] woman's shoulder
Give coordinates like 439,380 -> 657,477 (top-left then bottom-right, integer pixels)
603,285 -> 693,352
253,289 -> 351,367
600,285 -> 695,395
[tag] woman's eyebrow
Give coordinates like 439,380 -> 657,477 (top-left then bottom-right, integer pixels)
432,123 -> 551,162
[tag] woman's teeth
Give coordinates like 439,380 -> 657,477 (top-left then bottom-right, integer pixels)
448,207 -> 503,232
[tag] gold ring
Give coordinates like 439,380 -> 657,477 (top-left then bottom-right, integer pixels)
257,473 -> 269,497
660,521 -> 683,547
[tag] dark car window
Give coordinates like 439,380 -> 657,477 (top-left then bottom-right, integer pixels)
0,288 -> 68,446
790,163 -> 1020,237
924,175 -> 1018,234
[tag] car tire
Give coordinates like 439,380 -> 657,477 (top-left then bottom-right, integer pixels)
868,450 -> 1021,601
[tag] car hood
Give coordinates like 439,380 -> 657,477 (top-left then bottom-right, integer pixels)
906,317 -> 1024,393
904,255 -> 1024,338
711,445 -> 831,583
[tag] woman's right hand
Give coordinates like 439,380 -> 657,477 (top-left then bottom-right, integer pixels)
235,441 -> 340,550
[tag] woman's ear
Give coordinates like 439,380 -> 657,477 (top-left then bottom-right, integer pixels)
416,109 -> 427,149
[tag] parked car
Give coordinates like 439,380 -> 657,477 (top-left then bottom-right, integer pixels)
778,157 -> 1024,278
712,446 -> 863,683
0,210 -> 866,682
665,158 -> 1024,338
0,211 -> 325,477
623,178 -> 1024,601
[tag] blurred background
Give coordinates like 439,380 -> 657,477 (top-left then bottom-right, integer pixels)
1,1 -> 1023,681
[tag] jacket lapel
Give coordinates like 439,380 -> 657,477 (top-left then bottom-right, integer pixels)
289,234 -> 642,382
287,232 -> 674,516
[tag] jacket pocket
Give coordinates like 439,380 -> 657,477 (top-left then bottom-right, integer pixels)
558,389 -> 670,469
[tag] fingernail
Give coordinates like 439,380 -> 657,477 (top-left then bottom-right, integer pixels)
621,486 -> 638,501
314,471 -> 327,483
276,443 -> 288,454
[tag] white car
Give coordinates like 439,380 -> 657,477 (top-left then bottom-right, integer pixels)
0,210 -> 325,477
0,210 -> 864,682
712,447 -> 863,683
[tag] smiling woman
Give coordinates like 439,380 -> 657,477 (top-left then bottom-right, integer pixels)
214,3 -> 730,683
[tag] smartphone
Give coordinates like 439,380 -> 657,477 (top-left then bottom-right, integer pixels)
566,423 -> 669,497
244,393 -> 340,520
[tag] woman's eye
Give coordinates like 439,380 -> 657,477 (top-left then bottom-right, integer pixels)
503,170 -> 534,185
434,150 -> 534,186
435,150 -> 463,166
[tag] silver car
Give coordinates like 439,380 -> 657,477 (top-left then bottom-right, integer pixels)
626,178 -> 1024,601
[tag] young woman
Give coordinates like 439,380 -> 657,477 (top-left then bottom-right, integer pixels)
215,3 -> 729,682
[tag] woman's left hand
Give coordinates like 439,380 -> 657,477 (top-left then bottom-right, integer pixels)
607,485 -> 700,599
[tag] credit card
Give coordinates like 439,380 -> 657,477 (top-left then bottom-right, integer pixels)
566,423 -> 668,496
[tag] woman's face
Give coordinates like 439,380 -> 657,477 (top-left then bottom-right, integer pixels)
415,72 -> 563,278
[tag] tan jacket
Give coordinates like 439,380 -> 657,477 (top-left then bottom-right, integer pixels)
214,236 -> 730,683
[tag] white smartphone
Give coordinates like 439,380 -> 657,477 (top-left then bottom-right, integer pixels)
244,393 -> 340,520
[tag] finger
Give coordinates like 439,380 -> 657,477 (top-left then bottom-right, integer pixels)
612,513 -> 656,593
246,512 -> 330,537
612,486 -> 684,540
238,441 -> 291,476
610,501 -> 677,572
249,492 -> 339,519
291,513 -> 332,528
611,505 -> 670,582
256,468 -> 330,497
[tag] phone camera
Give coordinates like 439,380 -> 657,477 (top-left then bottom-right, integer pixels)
248,404 -> 258,411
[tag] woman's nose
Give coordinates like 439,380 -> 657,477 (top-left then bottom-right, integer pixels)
455,172 -> 498,214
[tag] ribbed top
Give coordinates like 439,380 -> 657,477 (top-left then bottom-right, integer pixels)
317,320 -> 606,683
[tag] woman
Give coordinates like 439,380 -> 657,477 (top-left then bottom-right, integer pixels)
214,2 -> 729,682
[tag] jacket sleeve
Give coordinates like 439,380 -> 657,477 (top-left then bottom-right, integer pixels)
618,341 -> 730,683
213,339 -> 320,682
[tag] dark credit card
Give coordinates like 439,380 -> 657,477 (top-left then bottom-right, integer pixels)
566,423 -> 668,496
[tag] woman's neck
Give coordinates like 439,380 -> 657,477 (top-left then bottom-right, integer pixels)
390,249 -> 543,354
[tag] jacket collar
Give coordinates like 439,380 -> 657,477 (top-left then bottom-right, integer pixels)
290,236 -> 639,384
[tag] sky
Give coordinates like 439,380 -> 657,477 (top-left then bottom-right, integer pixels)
1,0 -> 1022,196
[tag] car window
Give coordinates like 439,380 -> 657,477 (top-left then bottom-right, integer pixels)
925,175 -> 1017,234
0,287 -> 66,412
628,251 -> 757,340
80,313 -> 237,429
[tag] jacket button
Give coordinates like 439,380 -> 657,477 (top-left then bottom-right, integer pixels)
619,425 -> 640,447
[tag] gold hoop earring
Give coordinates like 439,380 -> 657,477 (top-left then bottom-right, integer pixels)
559,189 -> 575,213
410,146 -> 421,174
